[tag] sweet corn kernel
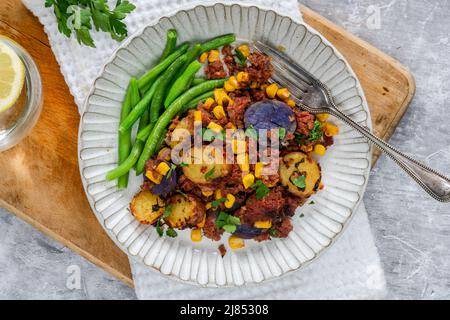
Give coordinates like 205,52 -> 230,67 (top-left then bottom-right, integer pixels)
254,220 -> 272,229
236,71 -> 249,83
194,110 -> 202,122
191,229 -> 203,242
215,189 -> 222,200
203,97 -> 215,110
237,44 -> 250,57
254,162 -> 264,178
214,88 -> 227,105
199,52 -> 208,63
156,162 -> 170,176
324,123 -> 339,137
225,194 -> 236,209
145,170 -> 162,184
232,139 -> 246,155
224,81 -> 236,92
228,235 -> 245,249
212,105 -> 226,120
206,202 -> 212,210
202,190 -> 213,197
237,153 -> 249,171
314,144 -> 326,156
287,99 -> 296,108
197,215 -> 206,228
260,84 -> 268,91
266,83 -> 278,98
242,173 -> 255,189
228,76 -> 239,88
316,113 -> 329,122
157,147 -> 171,161
207,121 -> 223,132
208,50 -> 220,62
277,88 -> 290,100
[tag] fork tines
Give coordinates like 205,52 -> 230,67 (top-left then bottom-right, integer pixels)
252,41 -> 315,93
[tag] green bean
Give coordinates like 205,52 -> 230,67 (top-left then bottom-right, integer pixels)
116,79 -> 136,188
137,42 -> 189,91
129,78 -> 140,109
164,60 -> 202,108
135,79 -> 226,174
106,111 -> 151,182
191,77 -> 206,86
150,54 -> 187,125
174,44 -> 202,78
154,128 -> 168,156
160,29 -> 177,61
136,123 -> 153,142
181,91 -> 214,114
119,76 -> 161,132
200,34 -> 236,53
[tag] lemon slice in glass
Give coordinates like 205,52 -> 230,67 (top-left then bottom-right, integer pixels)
0,41 -> 25,113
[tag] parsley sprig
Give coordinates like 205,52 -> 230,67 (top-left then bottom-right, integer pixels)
155,205 -> 178,238
251,180 -> 270,200
215,211 -> 241,233
45,0 -> 136,48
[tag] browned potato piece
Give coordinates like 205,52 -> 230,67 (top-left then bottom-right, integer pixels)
130,190 -> 165,224
170,115 -> 193,147
280,152 -> 321,198
182,146 -> 231,185
164,194 -> 206,229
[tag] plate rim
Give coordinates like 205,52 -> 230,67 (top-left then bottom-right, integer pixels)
78,2 -> 373,287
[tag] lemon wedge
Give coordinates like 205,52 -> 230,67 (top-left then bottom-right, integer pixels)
0,41 -> 25,113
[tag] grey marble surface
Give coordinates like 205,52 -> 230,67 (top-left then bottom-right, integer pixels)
1,0 -> 449,299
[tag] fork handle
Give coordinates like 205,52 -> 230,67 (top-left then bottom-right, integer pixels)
330,108 -> 450,202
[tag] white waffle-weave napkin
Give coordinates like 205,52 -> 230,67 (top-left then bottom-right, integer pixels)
22,0 -> 387,299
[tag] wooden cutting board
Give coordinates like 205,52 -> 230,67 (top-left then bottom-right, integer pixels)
0,2 -> 415,287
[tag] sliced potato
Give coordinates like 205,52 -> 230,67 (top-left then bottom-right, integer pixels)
182,146 -> 231,184
280,152 -> 321,198
165,194 -> 206,229
130,190 -> 165,224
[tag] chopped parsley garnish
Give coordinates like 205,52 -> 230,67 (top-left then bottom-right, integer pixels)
251,180 -> 270,200
309,201 -> 315,205
166,228 -> 178,238
299,213 -> 305,218
211,197 -> 227,207
203,128 -> 225,142
162,205 -> 173,219
234,49 -> 247,66
156,220 -> 163,237
223,224 -> 237,233
308,120 -> 323,141
215,211 -> 241,233
279,128 -> 286,140
205,166 -> 215,180
269,228 -> 279,237
292,175 -> 306,190
180,162 -> 188,167
245,126 -> 258,140
294,132 -> 308,143
166,163 -> 177,178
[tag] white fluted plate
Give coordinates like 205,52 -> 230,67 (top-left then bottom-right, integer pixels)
78,3 -> 372,287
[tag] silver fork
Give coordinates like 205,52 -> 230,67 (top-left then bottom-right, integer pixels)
253,41 -> 450,202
